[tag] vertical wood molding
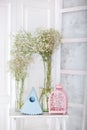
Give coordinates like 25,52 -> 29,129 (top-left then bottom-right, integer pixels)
53,0 -> 63,85
0,3 -> 11,130
82,75 -> 87,130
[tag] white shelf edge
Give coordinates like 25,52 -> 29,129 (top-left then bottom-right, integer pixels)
9,109 -> 69,119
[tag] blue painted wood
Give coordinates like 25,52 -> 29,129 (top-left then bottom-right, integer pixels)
20,87 -> 43,115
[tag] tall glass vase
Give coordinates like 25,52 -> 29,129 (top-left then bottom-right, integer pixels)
15,78 -> 24,111
39,55 -> 52,112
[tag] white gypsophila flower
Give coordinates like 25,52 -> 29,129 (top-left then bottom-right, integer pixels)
34,28 -> 62,59
9,30 -> 34,81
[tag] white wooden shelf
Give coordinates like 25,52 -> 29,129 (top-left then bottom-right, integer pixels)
9,109 -> 69,119
9,109 -> 69,130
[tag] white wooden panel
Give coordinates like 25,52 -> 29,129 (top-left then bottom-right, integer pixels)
61,3 -> 87,129
61,42 -> 87,70
22,118 -> 48,130
68,106 -> 83,117
62,11 -> 87,38
63,0 -> 87,8
62,38 -> 87,43
0,5 -> 10,95
67,115 -> 82,130
0,96 -> 9,104
68,106 -> 83,130
0,105 -> 10,130
0,0 -> 10,3
61,74 -> 86,104
61,70 -> 87,75
10,5 -> 17,32
0,3 -> 10,130
22,0 -> 50,8
23,6 -> 51,32
61,6 -> 87,13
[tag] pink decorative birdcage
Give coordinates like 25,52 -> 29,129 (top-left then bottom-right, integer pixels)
48,84 -> 68,114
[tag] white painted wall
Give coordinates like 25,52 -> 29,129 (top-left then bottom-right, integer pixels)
0,2 -> 10,130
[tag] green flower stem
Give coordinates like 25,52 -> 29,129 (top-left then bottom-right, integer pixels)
19,78 -> 24,108
42,54 -> 52,91
15,80 -> 20,110
15,79 -> 24,110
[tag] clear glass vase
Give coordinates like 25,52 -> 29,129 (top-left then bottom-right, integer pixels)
15,79 -> 24,111
39,55 -> 52,112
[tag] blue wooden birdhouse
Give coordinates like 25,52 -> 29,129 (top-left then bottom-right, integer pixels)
20,87 -> 43,115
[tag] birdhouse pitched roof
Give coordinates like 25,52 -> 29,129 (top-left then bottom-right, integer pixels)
20,87 -> 43,115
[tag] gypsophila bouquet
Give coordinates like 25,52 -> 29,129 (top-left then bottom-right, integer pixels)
9,30 -> 36,110
8,28 -> 62,111
34,28 -> 62,112
9,30 -> 34,81
35,28 -> 62,61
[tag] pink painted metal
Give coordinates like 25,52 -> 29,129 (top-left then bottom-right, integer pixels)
48,84 -> 68,114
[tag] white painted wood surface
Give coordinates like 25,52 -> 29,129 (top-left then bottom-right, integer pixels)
60,0 -> 87,130
9,110 -> 69,118
0,2 -> 10,130
9,110 -> 68,130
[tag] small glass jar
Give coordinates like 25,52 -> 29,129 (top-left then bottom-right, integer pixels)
39,88 -> 51,112
39,54 -> 52,112
15,79 -> 24,111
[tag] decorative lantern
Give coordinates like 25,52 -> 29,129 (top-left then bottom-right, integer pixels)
48,84 -> 68,114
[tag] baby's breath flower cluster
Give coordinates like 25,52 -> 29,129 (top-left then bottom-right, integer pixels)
9,29 -> 62,81
9,29 -> 62,83
9,30 -> 35,81
9,30 -> 37,109
35,28 -> 62,61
